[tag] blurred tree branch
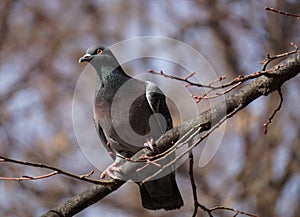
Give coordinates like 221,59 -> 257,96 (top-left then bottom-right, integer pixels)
40,52 -> 300,216
265,7 -> 300,19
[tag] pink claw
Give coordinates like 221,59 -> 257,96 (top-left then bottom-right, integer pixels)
144,137 -> 155,151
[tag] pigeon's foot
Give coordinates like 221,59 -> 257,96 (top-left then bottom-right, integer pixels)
100,162 -> 121,179
144,137 -> 155,152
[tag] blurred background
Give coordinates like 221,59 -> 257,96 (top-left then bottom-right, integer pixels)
0,0 -> 300,216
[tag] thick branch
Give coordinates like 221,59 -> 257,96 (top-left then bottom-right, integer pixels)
41,53 -> 300,217
41,180 -> 125,217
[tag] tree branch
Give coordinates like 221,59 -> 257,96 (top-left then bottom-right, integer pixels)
265,7 -> 300,19
41,180 -> 125,217
0,155 -> 112,185
41,52 -> 300,216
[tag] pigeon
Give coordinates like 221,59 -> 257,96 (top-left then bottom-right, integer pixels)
79,45 -> 183,210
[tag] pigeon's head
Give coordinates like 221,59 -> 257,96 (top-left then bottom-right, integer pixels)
78,45 -> 115,63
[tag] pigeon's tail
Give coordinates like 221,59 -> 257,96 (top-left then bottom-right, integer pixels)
139,172 -> 183,210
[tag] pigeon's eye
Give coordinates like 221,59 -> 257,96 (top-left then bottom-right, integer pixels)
97,49 -> 103,55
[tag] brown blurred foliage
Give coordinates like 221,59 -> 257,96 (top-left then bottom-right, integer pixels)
0,1 -> 299,217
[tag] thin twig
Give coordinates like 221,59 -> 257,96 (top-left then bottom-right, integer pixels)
189,152 -> 213,217
189,152 -> 259,216
0,171 -> 58,181
149,69 -> 276,102
149,44 -> 299,104
261,43 -> 299,71
191,81 -> 243,103
148,69 -> 206,88
189,152 -> 199,217
263,89 -> 283,134
0,155 -> 112,185
210,206 -> 259,217
148,69 -> 272,91
189,151 -> 258,217
265,7 -> 300,19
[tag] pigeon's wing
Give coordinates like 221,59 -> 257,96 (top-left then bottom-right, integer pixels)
95,122 -> 116,160
145,81 -> 173,131
140,81 -> 183,210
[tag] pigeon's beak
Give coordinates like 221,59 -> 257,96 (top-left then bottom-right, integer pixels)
79,54 -> 93,63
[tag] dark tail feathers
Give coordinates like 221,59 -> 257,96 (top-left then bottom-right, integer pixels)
139,172 -> 183,210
